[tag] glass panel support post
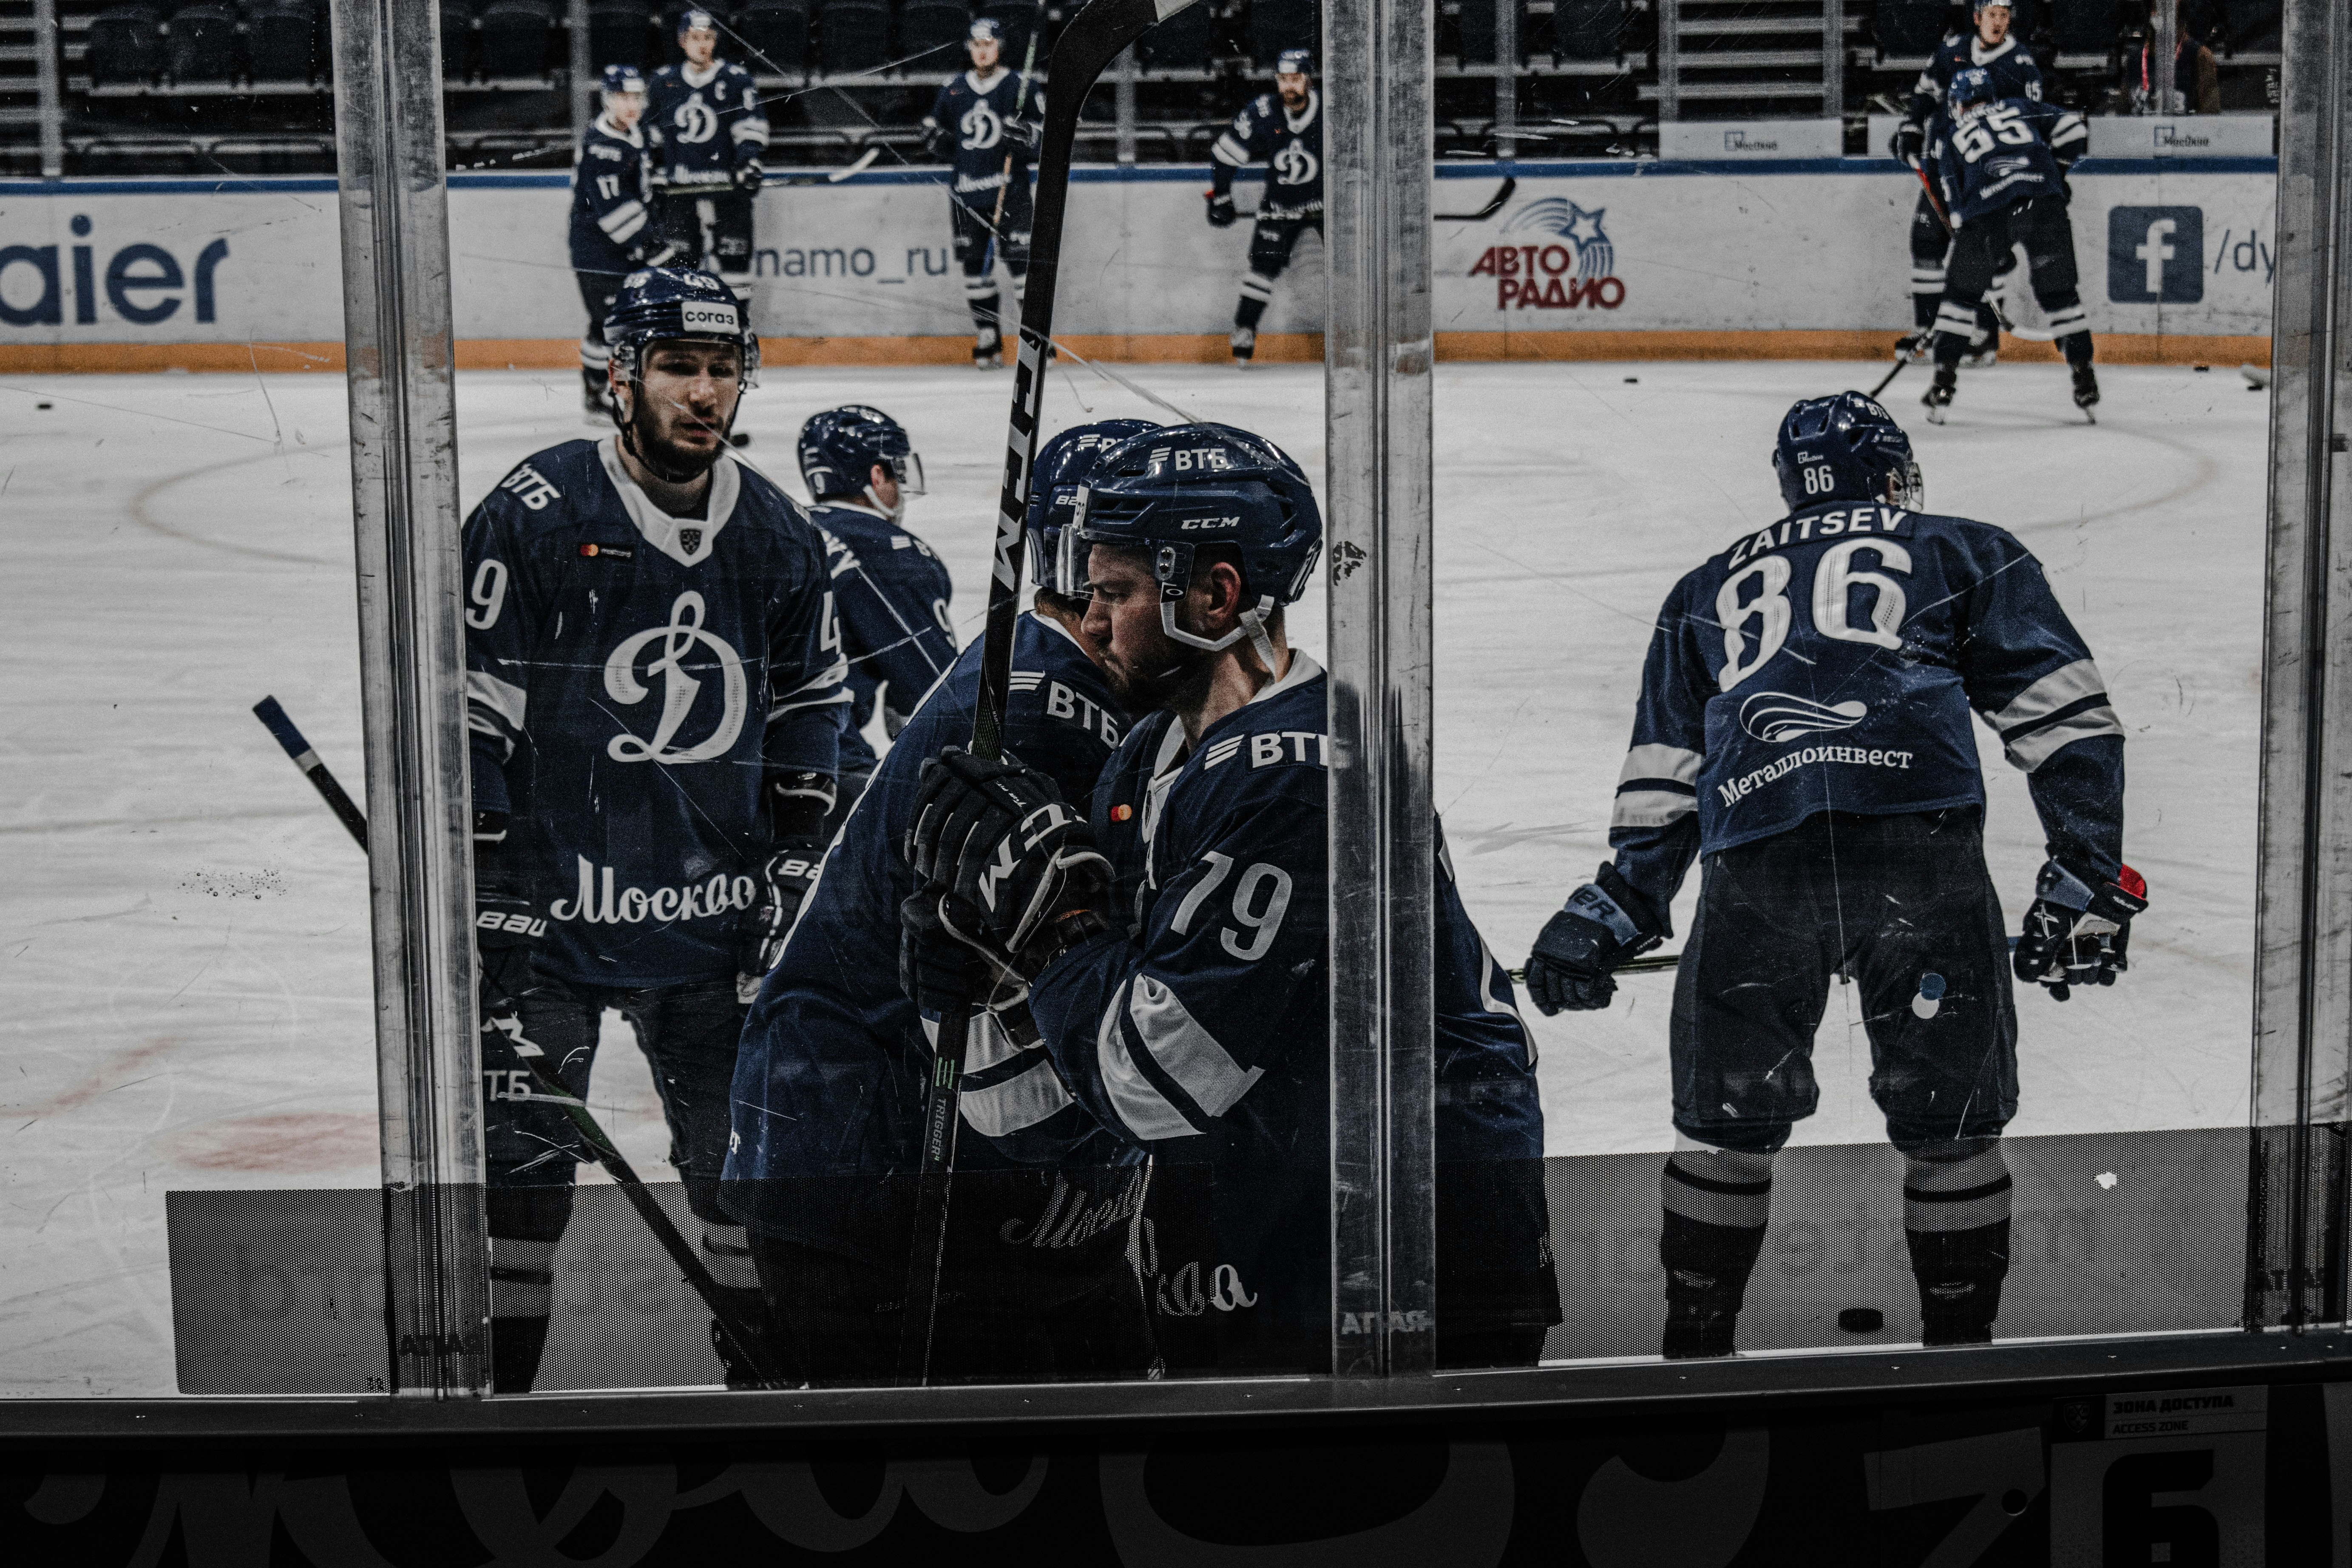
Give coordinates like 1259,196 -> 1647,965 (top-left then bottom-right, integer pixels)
1115,44 -> 1137,164
32,0 -> 61,178
1654,0 -> 1678,123
2250,0 -> 2352,1330
1493,3 -> 1516,159
569,0 -> 594,147
1819,0 -> 1843,122
329,0 -> 491,1395
2152,0 -> 2179,115
1324,0 -> 1437,1378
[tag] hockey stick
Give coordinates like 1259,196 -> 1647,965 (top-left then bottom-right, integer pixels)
896,0 -> 1203,1389
1505,937 -> 2023,987
987,27 -> 1042,243
776,146 -> 882,186
250,698 -> 787,1389
1436,174 -> 1517,222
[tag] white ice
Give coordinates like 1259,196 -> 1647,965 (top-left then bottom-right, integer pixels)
0,356 -> 2266,1395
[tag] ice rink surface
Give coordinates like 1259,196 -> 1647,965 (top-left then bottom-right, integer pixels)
0,356 -> 2267,1393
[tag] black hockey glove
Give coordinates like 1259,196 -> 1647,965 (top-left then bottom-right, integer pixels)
1205,191 -> 1237,229
473,811 -> 542,1043
920,121 -> 949,160
1006,117 -> 1042,153
899,885 -> 1012,1015
737,841 -> 824,1003
735,159 -> 764,193
1892,120 -> 1926,164
905,748 -> 1113,975
2014,860 -> 2148,1001
1522,866 -> 1660,1016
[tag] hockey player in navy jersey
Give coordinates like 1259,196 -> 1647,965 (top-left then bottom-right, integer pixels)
922,19 -> 1045,368
570,64 -> 656,423
795,405 -> 955,831
900,423 -> 1557,1372
1922,68 -> 2095,420
1891,1 -> 2043,368
722,420 -> 1156,1385
646,11 -> 767,315
464,268 -> 849,1391
1520,393 -> 2144,1358
1206,49 -> 1322,367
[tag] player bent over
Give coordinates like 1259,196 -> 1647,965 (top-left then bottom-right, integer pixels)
922,18 -> 1044,369
723,422 -> 1157,1384
464,269 -> 849,1391
570,65 -> 655,424
1206,49 -> 1322,368
1521,393 -> 2144,1358
1890,0 -> 2042,369
1921,68 -> 2094,421
901,424 -> 1557,1371
647,11 -> 766,315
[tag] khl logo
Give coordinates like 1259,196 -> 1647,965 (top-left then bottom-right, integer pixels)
603,591 -> 747,764
2108,206 -> 2204,304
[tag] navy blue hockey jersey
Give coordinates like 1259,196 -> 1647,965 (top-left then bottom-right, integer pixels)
646,59 -> 766,191
1929,99 -> 2088,227
811,502 -> 957,777
1211,90 -> 1324,219
1904,31 -> 2043,128
569,114 -> 652,281
463,439 -> 848,987
1603,502 -> 2126,934
924,68 -> 1046,200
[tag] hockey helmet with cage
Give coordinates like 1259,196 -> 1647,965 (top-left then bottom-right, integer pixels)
1773,392 -> 1924,513
797,405 -> 925,520
600,63 -> 646,98
1947,65 -> 1998,115
604,266 -> 759,386
1063,422 -> 1322,672
1025,419 -> 1156,595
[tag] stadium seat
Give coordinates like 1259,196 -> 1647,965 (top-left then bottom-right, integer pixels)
1455,0 -> 1505,63
164,0 -> 242,82
589,1 -> 658,68
247,0 -> 322,80
1875,0 -> 1962,54
736,0 -> 809,71
1141,0 -> 1213,69
439,0 -> 477,79
815,0 -> 889,71
85,3 -> 167,86
1248,0 -> 1313,67
899,0 -> 970,68
2047,0 -> 2127,54
477,0 -> 559,76
1550,0 -> 1623,60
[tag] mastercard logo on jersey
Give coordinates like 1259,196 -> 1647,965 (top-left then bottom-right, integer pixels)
579,542 -> 634,559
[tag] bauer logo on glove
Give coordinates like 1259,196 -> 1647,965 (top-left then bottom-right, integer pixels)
2013,859 -> 2147,1001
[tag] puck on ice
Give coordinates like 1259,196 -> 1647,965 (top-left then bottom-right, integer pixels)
1838,1307 -> 1883,1333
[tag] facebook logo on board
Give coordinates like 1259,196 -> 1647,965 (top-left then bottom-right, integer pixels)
2107,206 -> 2204,303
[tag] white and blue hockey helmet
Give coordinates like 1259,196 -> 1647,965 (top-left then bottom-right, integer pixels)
678,8 -> 718,35
1772,392 -> 1923,512
1276,47 -> 1314,77
600,62 -> 647,97
604,267 -> 760,387
1025,419 -> 1157,595
969,15 -> 1004,43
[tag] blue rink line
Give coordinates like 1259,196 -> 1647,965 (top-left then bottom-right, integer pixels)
0,153 -> 2276,196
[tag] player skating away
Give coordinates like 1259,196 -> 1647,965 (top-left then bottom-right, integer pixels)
721,422 -> 1156,1385
1206,49 -> 1323,367
569,65 -> 655,424
922,18 -> 1045,369
1922,68 -> 2094,422
794,406 -> 955,832
464,268 -> 850,1392
1891,1 -> 2043,370
899,423 -> 1557,1371
1519,394 -> 2145,1358
646,11 -> 766,315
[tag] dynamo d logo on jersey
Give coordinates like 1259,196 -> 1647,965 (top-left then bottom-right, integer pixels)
1273,141 -> 1319,187
672,98 -> 719,145
603,590 -> 748,764
1739,691 -> 1868,743
1468,198 -> 1625,311
960,102 -> 1004,150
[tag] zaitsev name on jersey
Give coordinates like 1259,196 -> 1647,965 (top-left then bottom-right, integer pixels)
1727,503 -> 1913,568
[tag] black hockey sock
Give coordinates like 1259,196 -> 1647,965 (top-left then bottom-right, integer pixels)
969,290 -> 1002,337
1659,1144 -> 1775,1356
2061,330 -> 2095,368
491,1314 -> 553,1393
1234,294 -> 1269,332
1902,1140 -> 2012,1344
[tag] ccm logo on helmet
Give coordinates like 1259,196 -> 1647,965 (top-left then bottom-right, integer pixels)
679,301 -> 738,334
1179,516 -> 1242,531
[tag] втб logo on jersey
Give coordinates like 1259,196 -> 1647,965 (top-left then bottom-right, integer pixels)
1470,198 -> 1624,312
603,590 -> 747,764
1740,692 -> 1868,743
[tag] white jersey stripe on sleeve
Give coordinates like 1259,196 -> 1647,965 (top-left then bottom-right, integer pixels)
1618,743 -> 1703,787
1988,657 -> 2106,732
2004,706 -> 2124,772
962,1058 -> 1076,1139
1129,974 -> 1264,1119
1211,133 -> 1249,166
467,668 -> 528,732
1097,981 -> 1201,1140
1611,790 -> 1698,830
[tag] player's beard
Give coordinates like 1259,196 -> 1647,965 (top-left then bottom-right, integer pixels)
620,383 -> 729,485
1100,604 -> 1219,715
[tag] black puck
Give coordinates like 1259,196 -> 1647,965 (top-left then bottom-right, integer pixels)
1623,376 -> 1639,384
36,402 -> 51,409
1838,1307 -> 1884,1333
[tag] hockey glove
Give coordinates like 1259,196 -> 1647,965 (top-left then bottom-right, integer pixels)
1006,117 -> 1042,153
899,885 -> 1016,1015
1205,191 -> 1237,229
2014,860 -> 2148,1001
737,841 -> 825,1003
473,811 -> 542,1041
905,748 -> 1113,970
735,159 -> 764,193
1892,120 -> 1926,164
1523,866 -> 1660,1016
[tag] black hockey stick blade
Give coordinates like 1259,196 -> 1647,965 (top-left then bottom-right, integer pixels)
778,146 -> 881,186
1867,356 -> 1910,399
1507,937 -> 2024,988
896,0 -> 1205,1389
253,697 -> 369,850
1436,175 -> 1517,222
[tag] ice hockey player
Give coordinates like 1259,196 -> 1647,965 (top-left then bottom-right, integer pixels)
922,18 -> 1045,369
795,405 -> 955,830
1206,48 -> 1322,368
721,420 -> 1157,1385
1890,0 -> 2043,369
1921,67 -> 2094,420
1519,393 -> 2144,1358
569,64 -> 655,423
646,11 -> 766,315
463,267 -> 850,1392
899,422 -> 1557,1372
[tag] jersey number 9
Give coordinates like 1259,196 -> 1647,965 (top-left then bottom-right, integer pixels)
468,559 -> 510,630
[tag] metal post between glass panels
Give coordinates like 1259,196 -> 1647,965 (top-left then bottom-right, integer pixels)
32,0 -> 61,179
569,0 -> 595,147
2152,0 -> 2179,115
1654,0 -> 1678,124
1819,0 -> 1842,122
1493,3 -> 1516,159
1115,43 -> 1137,164
1325,0 -> 1436,1378
329,0 -> 491,1396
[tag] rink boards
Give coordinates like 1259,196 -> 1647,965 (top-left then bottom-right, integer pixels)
0,156 -> 2276,371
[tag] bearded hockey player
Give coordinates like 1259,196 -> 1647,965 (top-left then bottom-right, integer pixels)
646,11 -> 766,313
1891,0 -> 2043,369
722,420 -> 1156,1385
570,64 -> 655,423
1520,393 -> 2144,1359
1206,49 -> 1322,367
922,18 -> 1045,368
796,406 -> 955,828
1922,67 -> 2095,421
464,268 -> 849,1392
900,423 -> 1557,1372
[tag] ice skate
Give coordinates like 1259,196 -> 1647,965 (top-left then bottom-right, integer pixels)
1959,345 -> 1999,370
1922,364 -> 1957,425
2071,361 -> 2099,423
1230,325 -> 1256,366
1662,1304 -> 1738,1361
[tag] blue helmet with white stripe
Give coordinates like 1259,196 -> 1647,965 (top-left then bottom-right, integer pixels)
1772,392 -> 1923,512
798,404 -> 924,519
1026,419 -> 1156,595
1276,47 -> 1314,76
600,62 -> 646,96
1948,65 -> 1997,114
603,266 -> 759,386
